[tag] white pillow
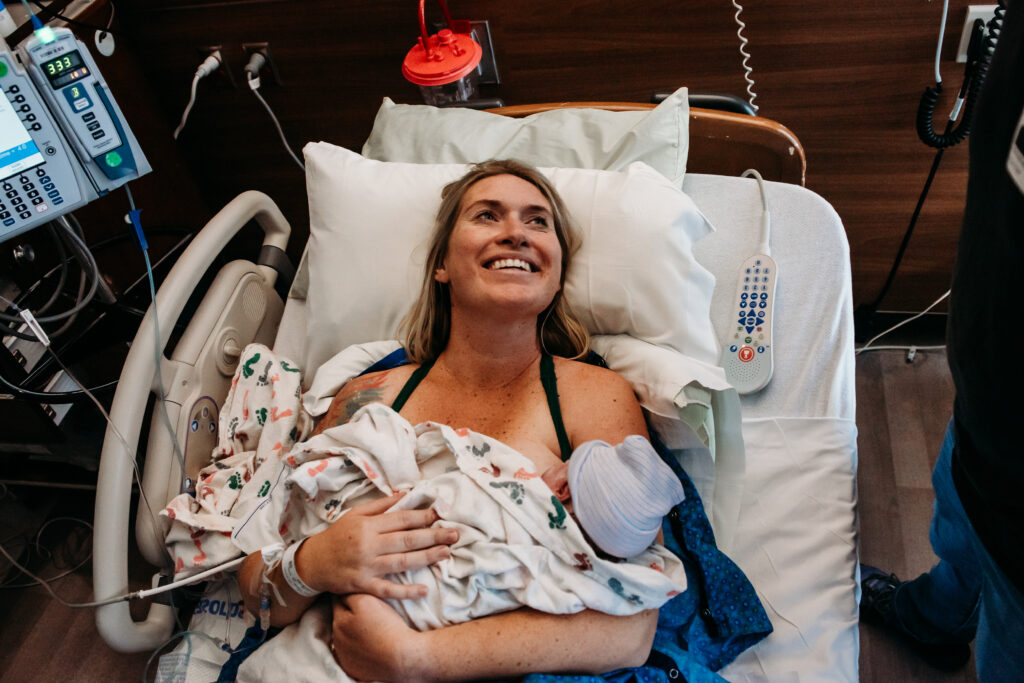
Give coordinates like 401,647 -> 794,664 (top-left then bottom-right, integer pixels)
301,143 -> 717,375
361,87 -> 689,184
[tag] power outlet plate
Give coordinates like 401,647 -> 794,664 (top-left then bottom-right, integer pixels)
956,5 -> 996,63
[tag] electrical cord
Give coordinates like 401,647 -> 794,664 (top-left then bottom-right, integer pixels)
173,52 -> 222,140
35,223 -> 69,316
28,0 -> 122,36
244,53 -> 305,172
245,52 -> 305,171
0,217 -> 100,327
0,517 -> 92,589
860,1 -> 1006,321
729,0 -> 759,113
856,289 -> 950,356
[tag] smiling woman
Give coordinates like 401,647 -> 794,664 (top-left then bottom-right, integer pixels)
237,159 -> 662,681
404,159 -> 586,364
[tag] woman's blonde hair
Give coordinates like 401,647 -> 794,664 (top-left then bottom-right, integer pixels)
402,159 -> 590,363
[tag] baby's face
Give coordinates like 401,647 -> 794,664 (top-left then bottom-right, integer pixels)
541,461 -> 571,505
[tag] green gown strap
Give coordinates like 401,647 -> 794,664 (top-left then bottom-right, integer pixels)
540,353 -> 573,462
390,358 -> 435,412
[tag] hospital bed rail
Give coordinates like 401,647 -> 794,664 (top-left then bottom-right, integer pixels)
488,103 -> 807,186
94,191 -> 290,652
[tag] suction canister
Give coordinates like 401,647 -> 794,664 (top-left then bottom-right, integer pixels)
402,0 -> 482,106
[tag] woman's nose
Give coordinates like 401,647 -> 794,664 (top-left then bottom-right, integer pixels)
497,216 -> 528,246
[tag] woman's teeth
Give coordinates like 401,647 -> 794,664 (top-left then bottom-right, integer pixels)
488,258 -> 532,271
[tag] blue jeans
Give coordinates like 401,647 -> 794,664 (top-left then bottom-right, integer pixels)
893,420 -> 1024,682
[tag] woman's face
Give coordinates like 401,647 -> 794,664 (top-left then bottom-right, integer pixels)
435,174 -> 563,319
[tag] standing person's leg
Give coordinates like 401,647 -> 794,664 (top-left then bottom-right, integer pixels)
972,536 -> 1024,683
861,420 -> 980,669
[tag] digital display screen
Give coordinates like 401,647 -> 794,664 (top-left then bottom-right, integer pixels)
42,50 -> 89,89
0,87 -> 44,181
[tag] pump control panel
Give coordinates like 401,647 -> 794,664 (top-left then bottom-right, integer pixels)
0,26 -> 150,244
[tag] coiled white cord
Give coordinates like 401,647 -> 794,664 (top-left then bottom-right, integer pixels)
731,0 -> 759,113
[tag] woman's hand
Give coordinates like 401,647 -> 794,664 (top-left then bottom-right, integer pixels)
332,594 -> 430,683
298,492 -> 459,600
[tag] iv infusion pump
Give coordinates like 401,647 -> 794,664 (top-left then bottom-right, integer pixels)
0,27 -> 150,243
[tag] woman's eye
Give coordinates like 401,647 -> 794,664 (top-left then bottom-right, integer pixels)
530,216 -> 550,228
476,210 -> 496,221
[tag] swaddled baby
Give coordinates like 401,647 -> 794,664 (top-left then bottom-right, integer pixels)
542,435 -> 686,561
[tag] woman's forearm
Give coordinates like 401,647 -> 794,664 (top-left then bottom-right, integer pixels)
238,551 -> 319,627
411,607 -> 658,681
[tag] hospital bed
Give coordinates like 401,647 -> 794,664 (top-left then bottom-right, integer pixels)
92,89 -> 858,681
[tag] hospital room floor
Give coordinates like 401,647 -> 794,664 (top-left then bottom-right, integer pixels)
856,344 -> 980,683
0,344 -> 981,682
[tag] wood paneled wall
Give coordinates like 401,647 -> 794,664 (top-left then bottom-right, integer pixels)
103,0 -> 981,311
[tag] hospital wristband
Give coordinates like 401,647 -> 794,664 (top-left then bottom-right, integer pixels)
281,538 -> 320,597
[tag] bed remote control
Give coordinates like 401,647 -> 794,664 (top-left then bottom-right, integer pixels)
722,253 -> 776,394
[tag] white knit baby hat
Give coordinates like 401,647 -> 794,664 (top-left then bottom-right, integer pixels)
567,435 -> 685,559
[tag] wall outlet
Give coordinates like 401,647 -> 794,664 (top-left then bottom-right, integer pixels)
956,5 -> 996,63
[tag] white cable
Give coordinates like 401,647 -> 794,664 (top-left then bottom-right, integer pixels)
741,169 -> 771,255
855,344 -> 946,354
173,53 -> 221,140
247,71 -> 305,172
133,557 -> 246,600
855,289 -> 950,355
934,0 -> 950,85
730,0 -> 759,113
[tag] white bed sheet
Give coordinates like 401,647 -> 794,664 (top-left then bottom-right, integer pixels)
273,172 -> 859,682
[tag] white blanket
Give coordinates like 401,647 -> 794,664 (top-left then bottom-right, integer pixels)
164,344 -> 687,680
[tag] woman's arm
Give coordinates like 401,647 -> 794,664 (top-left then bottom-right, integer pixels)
238,493 -> 458,627
332,594 -> 658,682
559,359 -> 650,445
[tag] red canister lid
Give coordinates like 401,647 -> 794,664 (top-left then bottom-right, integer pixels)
402,2 -> 482,86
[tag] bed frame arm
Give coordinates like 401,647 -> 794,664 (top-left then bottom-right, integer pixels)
93,191 -> 290,652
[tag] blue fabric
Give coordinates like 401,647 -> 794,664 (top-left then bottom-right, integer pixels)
249,349 -> 771,681
894,419 -> 1024,682
894,420 -> 981,643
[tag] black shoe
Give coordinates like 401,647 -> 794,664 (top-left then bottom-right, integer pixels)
859,563 -> 971,671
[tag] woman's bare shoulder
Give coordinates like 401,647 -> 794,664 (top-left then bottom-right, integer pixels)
314,364 -> 416,434
553,357 -> 648,443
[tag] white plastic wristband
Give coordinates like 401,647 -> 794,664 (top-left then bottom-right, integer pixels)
281,538 -> 319,597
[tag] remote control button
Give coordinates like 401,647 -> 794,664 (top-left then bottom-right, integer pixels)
729,345 -> 738,353
761,292 -> 768,299
759,301 -> 766,308
757,346 -> 765,353
745,336 -> 753,344
740,292 -> 748,300
738,346 -> 755,362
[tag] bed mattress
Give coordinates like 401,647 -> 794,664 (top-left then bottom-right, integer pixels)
272,172 -> 859,682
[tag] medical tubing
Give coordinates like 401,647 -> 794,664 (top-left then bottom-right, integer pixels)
43,333 -> 169,561
143,242 -> 190,491
730,0 -> 759,113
